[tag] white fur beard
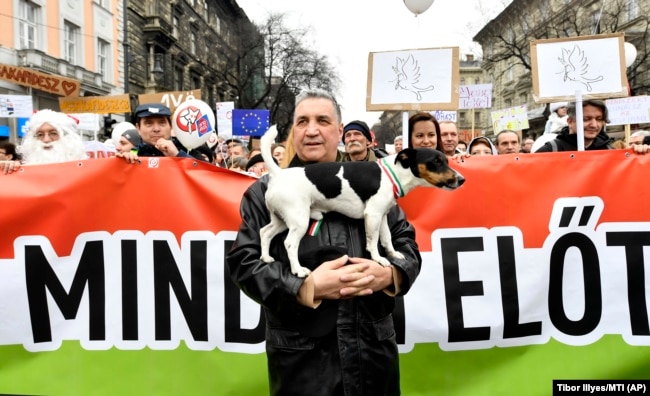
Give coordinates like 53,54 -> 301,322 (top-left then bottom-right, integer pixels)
20,136 -> 87,164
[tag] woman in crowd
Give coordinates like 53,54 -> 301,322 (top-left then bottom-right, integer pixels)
408,111 -> 442,149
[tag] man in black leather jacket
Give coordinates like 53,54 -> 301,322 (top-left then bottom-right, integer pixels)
226,89 -> 421,396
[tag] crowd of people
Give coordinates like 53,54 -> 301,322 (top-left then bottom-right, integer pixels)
2,90 -> 650,395
2,97 -> 650,177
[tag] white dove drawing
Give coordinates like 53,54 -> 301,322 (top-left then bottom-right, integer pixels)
390,54 -> 435,100
557,45 -> 604,92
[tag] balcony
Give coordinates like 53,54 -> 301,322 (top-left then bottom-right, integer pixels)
16,49 -> 111,95
143,16 -> 176,50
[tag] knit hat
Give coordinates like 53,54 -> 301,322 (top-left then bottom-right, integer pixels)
245,153 -> 277,171
550,102 -> 568,113
467,136 -> 498,156
121,129 -> 142,146
343,120 -> 372,143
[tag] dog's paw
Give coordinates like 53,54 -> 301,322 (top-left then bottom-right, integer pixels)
260,255 -> 275,263
389,251 -> 405,260
293,266 -> 311,278
375,256 -> 391,267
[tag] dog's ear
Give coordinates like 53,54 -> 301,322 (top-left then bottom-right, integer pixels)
395,148 -> 417,168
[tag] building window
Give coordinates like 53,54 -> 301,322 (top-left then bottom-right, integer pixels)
627,0 -> 639,21
541,0 -> 549,18
193,75 -> 201,89
474,111 -> 481,124
204,0 -> 209,19
505,98 -> 512,108
95,0 -> 109,8
519,93 -> 527,104
474,77 -> 480,84
507,63 -> 514,82
460,77 -> 465,85
190,31 -> 196,55
591,11 -> 601,34
97,39 -> 109,80
173,15 -> 179,39
64,21 -> 80,64
459,112 -> 466,122
174,67 -> 184,91
18,0 -> 39,50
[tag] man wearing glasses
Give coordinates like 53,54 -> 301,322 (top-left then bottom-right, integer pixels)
1,109 -> 87,174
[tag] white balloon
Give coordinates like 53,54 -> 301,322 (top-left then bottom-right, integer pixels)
111,122 -> 136,145
624,42 -> 637,67
206,131 -> 219,148
403,0 -> 435,16
172,99 -> 216,150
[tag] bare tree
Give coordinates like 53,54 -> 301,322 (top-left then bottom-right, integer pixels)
474,0 -> 650,94
214,13 -> 340,141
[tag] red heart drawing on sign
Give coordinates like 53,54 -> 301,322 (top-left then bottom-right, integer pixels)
62,81 -> 78,96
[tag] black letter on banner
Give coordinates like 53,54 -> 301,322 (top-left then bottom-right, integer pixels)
548,233 -> 602,335
442,237 -> 490,342
606,231 -> 650,335
223,240 -> 265,344
25,242 -> 106,343
153,240 -> 208,341
121,240 -> 138,340
497,236 -> 542,338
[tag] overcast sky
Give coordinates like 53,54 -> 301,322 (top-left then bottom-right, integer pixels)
235,0 -> 511,127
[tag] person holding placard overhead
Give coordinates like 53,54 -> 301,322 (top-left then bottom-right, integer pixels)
535,100 -> 650,154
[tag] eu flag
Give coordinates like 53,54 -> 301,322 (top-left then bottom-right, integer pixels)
232,109 -> 270,137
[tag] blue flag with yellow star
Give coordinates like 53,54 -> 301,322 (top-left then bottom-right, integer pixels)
232,109 -> 270,137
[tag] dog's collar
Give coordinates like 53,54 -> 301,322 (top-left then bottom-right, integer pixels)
378,158 -> 404,199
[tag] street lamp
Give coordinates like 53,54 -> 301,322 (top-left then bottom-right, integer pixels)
152,53 -> 164,81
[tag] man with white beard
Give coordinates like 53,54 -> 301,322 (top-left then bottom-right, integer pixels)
341,120 -> 386,162
0,109 -> 87,174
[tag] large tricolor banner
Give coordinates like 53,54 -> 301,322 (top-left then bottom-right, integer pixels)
0,151 -> 649,395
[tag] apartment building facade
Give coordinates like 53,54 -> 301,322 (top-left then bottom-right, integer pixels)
473,0 -> 650,137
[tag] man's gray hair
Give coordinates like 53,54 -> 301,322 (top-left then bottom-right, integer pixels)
630,130 -> 650,138
295,89 -> 342,124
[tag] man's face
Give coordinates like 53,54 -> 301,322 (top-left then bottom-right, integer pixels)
116,136 -> 135,154
229,145 -> 244,158
394,139 -> 403,152
439,123 -> 459,155
497,132 -> 520,154
344,130 -> 370,157
137,116 -> 172,145
292,98 -> 342,163
522,138 -> 534,153
630,135 -> 646,145
567,104 -> 605,142
34,123 -> 61,148
22,123 -> 69,164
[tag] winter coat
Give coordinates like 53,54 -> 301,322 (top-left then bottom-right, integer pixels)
535,126 -> 613,152
135,137 -> 194,158
341,147 -> 388,162
226,154 -> 421,396
544,113 -> 569,134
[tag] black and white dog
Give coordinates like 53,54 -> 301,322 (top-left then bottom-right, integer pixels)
259,126 -> 464,277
